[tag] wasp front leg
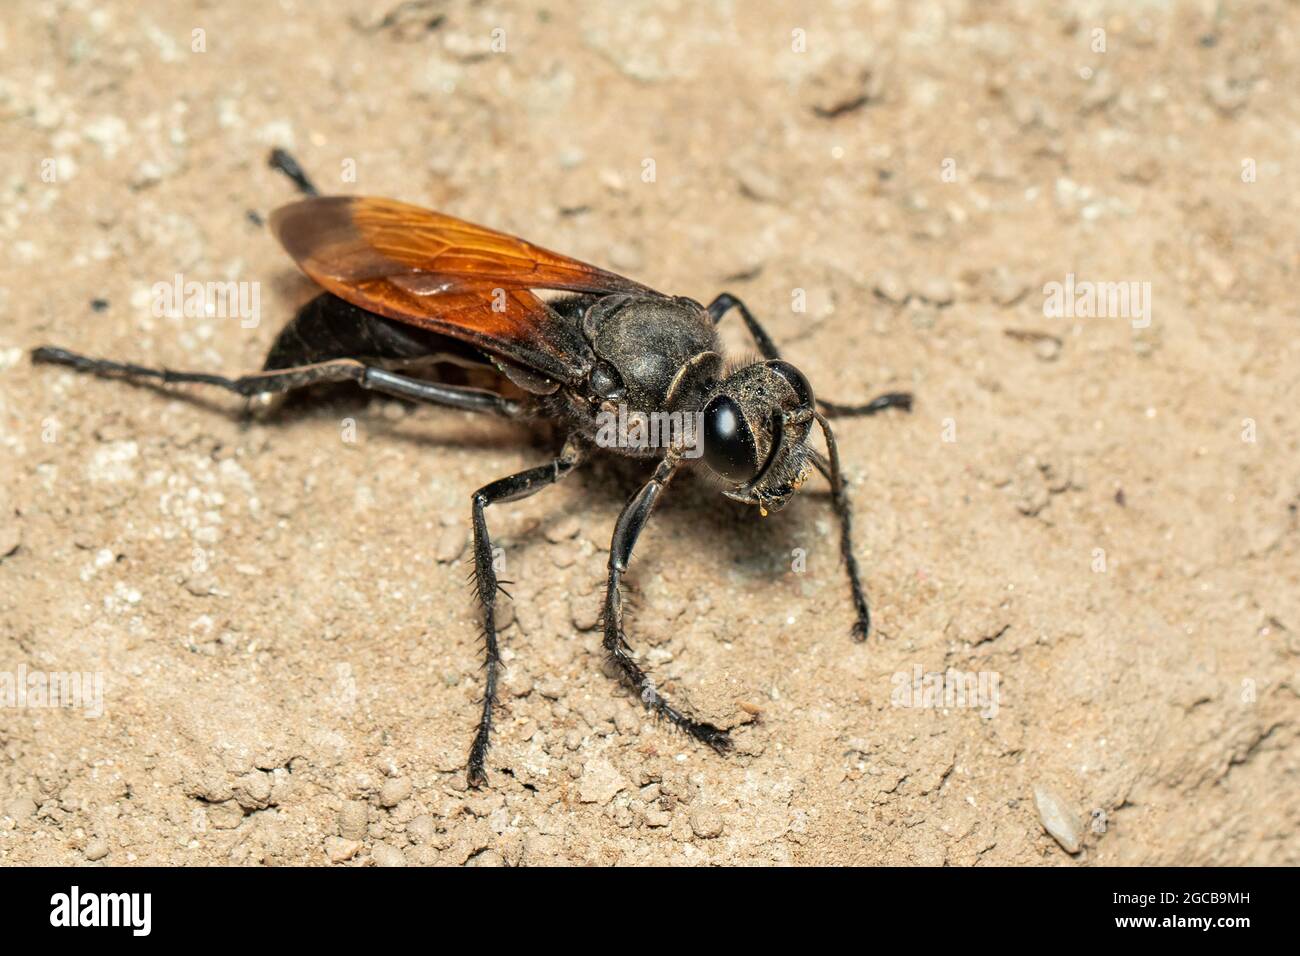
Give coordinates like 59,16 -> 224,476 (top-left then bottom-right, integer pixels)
600,457 -> 732,752
810,413 -> 874,640
706,292 -> 914,417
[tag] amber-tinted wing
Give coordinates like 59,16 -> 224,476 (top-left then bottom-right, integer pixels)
270,196 -> 662,383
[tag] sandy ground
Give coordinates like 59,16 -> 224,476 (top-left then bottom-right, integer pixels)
1,1 -> 1297,866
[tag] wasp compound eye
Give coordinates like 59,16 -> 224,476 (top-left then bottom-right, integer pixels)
702,394 -> 758,483
766,359 -> 815,409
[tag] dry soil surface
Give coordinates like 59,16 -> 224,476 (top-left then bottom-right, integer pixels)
1,1 -> 1297,865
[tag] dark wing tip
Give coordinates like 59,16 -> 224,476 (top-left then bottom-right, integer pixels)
268,195 -> 356,262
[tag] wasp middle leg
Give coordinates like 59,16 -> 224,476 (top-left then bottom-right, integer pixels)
466,438 -> 585,788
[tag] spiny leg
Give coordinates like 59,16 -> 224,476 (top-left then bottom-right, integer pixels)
706,292 -> 780,359
707,292 -> 914,416
602,456 -> 732,752
30,347 -> 523,416
467,440 -> 585,788
268,147 -> 319,196
810,413 -> 873,641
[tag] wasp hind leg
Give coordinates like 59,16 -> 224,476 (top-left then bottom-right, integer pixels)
30,347 -> 523,416
268,147 -> 319,197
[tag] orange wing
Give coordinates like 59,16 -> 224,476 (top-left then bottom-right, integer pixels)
270,196 -> 661,383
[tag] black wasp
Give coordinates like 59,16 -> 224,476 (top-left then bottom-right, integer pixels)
33,151 -> 913,787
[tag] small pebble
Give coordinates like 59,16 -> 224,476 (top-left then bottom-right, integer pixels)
4,797 -> 36,821
873,271 -> 910,304
338,800 -> 369,840
379,777 -> 412,808
690,807 -> 724,839
233,770 -> 272,810
735,165 -> 782,203
579,759 -> 628,805
557,147 -> 585,169
989,269 -> 1029,306
435,526 -> 467,563
536,678 -> 565,700
1034,785 -> 1083,854
643,808 -> 672,828
917,277 -> 954,306
1035,338 -> 1062,362
1204,74 -> 1249,114
370,842 -> 408,867
550,543 -> 581,569
613,709 -> 640,736
1090,808 -> 1109,836
804,54 -> 881,117
505,666 -> 533,698
324,836 -> 360,862
84,838 -> 110,861
206,800 -> 244,830
545,515 -> 582,543
909,306 -> 938,330
570,593 -> 601,631
183,576 -> 216,597
406,814 -> 436,845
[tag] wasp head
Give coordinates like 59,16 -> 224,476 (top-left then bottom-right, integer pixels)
700,360 -> 817,515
